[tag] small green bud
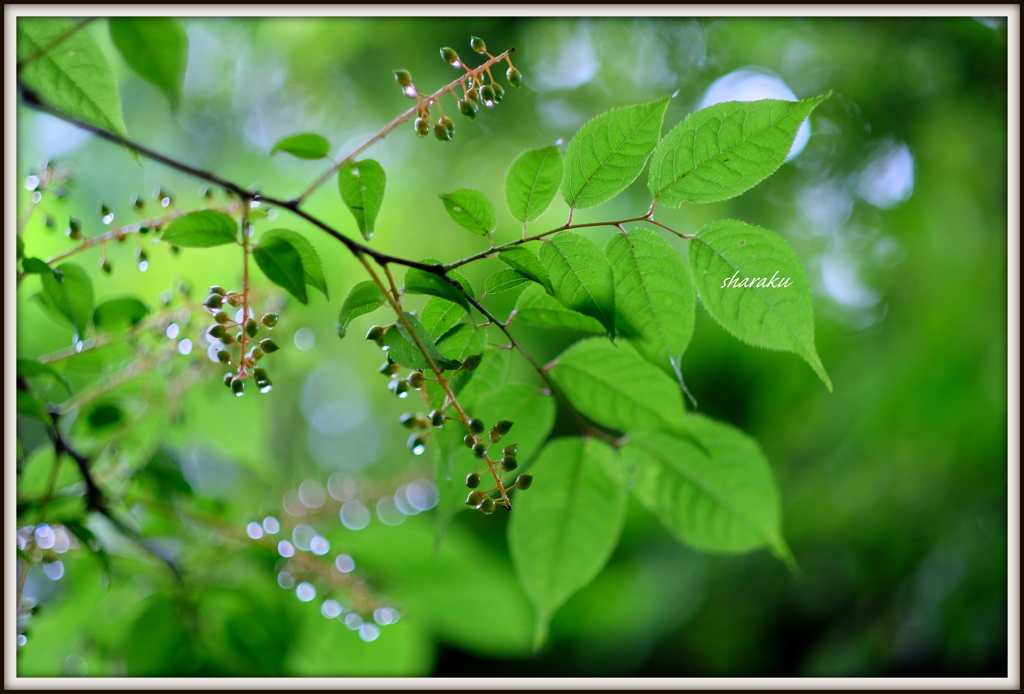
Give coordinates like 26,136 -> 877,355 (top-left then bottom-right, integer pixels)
250,347 -> 264,360
408,371 -> 425,389
458,99 -> 477,120
465,473 -> 481,489
493,420 -> 514,436
394,380 -> 410,397
489,430 -> 502,443
136,249 -> 148,264
430,410 -> 446,427
99,203 -> 112,220
138,224 -> 150,235
199,185 -> 214,199
253,367 -> 269,383
479,496 -> 496,515
217,349 -> 231,364
66,217 -> 82,239
501,456 -> 518,472
209,324 -> 226,339
480,85 -> 496,103
260,313 -> 279,327
414,414 -> 431,429
470,36 -> 487,54
379,360 -> 401,376
231,377 -> 245,396
226,294 -> 243,307
45,214 -> 55,229
245,319 -> 259,339
440,47 -> 460,65
461,354 -> 482,371
394,69 -> 413,87
433,123 -> 452,142
472,442 -> 487,459
465,87 -> 480,103
439,116 -> 455,135
223,373 -> 234,387
506,66 -> 523,87
503,443 -> 518,457
407,433 -> 428,453
215,310 -> 230,324
515,474 -> 533,490
170,245 -> 181,256
204,294 -> 224,310
210,286 -> 227,296
414,117 -> 430,138
466,490 -> 486,507
260,338 -> 280,353
221,332 -> 236,345
463,434 -> 477,449
399,413 -> 416,429
99,258 -> 112,274
469,418 -> 485,434
365,325 -> 385,342
130,194 -> 145,211
491,83 -> 505,103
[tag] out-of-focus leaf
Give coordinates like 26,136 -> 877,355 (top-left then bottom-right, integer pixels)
109,18 -> 189,111
40,262 -> 93,336
92,297 -> 149,331
271,132 -> 330,159
160,210 -> 237,248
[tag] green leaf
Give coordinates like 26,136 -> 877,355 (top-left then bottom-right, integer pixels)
18,18 -> 130,146
21,257 -> 53,275
93,297 -> 150,331
17,358 -> 72,394
484,269 -> 530,295
548,338 -> 688,436
336,281 -> 386,338
649,94 -> 830,206
383,313 -> 462,371
687,219 -> 831,390
271,133 -> 331,160
40,262 -> 93,337
513,284 -> 604,333
539,232 -> 616,336
498,246 -> 553,294
16,236 -> 24,260
108,18 -> 188,111
439,189 -> 497,236
338,159 -> 386,240
253,236 -> 308,305
419,297 -> 467,341
436,324 -> 486,363
160,210 -> 237,248
561,98 -> 669,210
621,415 -> 789,558
404,263 -> 470,312
605,228 -> 695,382
62,519 -> 110,575
260,229 -> 328,299
453,345 -> 513,409
508,437 -> 626,649
17,390 -> 52,427
505,146 -> 564,223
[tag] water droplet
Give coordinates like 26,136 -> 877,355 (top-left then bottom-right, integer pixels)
453,206 -> 462,212
344,612 -> 364,630
406,479 -> 438,512
393,486 -> 418,516
321,599 -> 343,619
452,60 -> 462,69
259,383 -> 273,393
262,516 -> 280,534
250,200 -> 260,208
411,441 -> 425,455
484,100 -> 494,108
374,607 -> 395,626
16,635 -> 27,647
292,524 -> 316,551
335,554 -> 355,573
340,501 -> 370,530
277,540 -> 295,557
298,480 -> 326,508
25,175 -> 40,190
43,561 -> 65,580
359,624 -> 381,642
161,197 -> 171,208
278,571 -> 295,589
64,654 -> 87,677
177,339 -> 193,355
328,474 -> 357,502
398,391 -> 409,400
376,496 -> 405,526
246,522 -> 264,539
233,388 -> 243,397
294,327 -> 315,351
35,524 -> 55,549
32,191 -> 43,203
165,323 -> 180,339
138,261 -> 149,272
403,85 -> 418,98
296,582 -> 316,602
102,213 -> 115,225
310,536 -> 330,556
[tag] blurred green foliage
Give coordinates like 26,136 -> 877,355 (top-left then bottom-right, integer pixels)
15,16 -> 1007,677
